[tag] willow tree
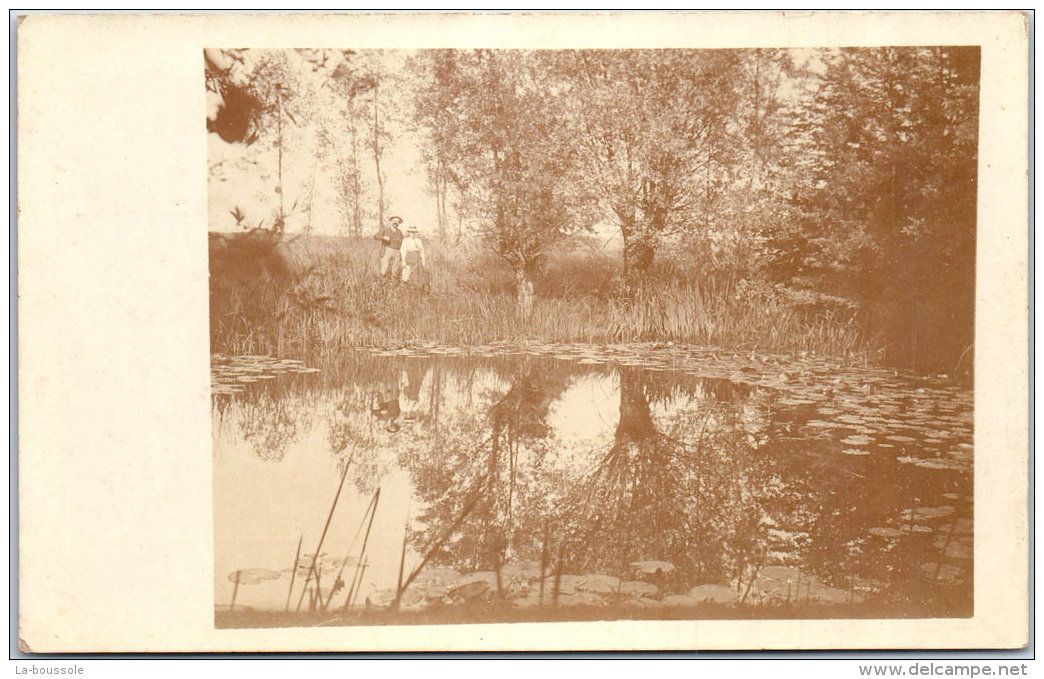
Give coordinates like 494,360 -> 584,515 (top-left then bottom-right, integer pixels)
553,50 -> 746,282
415,49 -> 597,316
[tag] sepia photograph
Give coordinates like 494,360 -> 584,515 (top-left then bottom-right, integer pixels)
208,45 -> 977,628
15,11 -> 1027,654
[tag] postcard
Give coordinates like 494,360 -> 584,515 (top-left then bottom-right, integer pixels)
16,11 -> 1029,652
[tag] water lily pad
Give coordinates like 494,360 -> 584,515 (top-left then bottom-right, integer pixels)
450,580 -> 491,601
920,563 -> 964,584
631,560 -> 675,574
619,581 -> 658,596
687,584 -> 740,605
542,574 -> 584,595
513,595 -> 545,608
500,561 -> 542,580
227,568 -> 281,585
935,540 -> 973,560
937,518 -> 974,535
553,591 -> 605,607
662,594 -> 702,607
900,506 -> 955,521
580,574 -> 621,594
412,568 -> 459,587
841,448 -> 870,456
897,456 -> 965,470
807,582 -> 858,605
868,527 -> 905,538
621,597 -> 662,608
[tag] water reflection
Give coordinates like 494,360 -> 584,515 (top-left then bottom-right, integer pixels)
555,365 -> 776,584
400,361 -> 570,574
212,349 -> 973,620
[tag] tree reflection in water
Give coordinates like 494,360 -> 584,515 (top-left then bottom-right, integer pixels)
400,360 -> 573,573
400,363 -> 785,594
215,351 -> 972,615
236,393 -> 312,462
552,369 -> 776,591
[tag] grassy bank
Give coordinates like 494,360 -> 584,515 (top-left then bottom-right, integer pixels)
209,231 -> 876,360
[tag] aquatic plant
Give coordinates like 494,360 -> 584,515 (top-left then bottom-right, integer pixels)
209,234 -> 878,362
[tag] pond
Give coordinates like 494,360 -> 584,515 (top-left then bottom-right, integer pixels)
212,343 -> 973,626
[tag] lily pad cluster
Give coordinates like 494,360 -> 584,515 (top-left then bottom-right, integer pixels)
212,354 -> 319,395
365,341 -> 973,468
358,562 -> 679,612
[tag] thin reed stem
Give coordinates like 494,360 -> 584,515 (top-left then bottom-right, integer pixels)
284,534 -> 303,613
296,452 -> 355,613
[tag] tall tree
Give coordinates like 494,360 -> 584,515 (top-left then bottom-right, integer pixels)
556,50 -> 746,282
416,50 -> 597,316
774,47 -> 979,371
324,51 -> 377,237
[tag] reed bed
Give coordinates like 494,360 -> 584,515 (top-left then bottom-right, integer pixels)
209,232 -> 876,360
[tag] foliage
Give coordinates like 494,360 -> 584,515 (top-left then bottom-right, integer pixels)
414,50 -> 600,314
766,47 -> 979,371
208,47 -> 981,371
549,49 -> 747,280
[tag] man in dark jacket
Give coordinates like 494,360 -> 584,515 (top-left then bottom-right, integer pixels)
374,215 -> 405,278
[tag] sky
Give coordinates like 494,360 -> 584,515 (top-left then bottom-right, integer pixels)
207,48 -> 443,238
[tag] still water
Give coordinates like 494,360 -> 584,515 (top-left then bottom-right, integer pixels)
212,344 -> 973,622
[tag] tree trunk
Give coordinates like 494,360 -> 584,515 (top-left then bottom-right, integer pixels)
622,233 -> 655,283
276,87 -> 285,230
615,370 -> 656,444
371,85 -> 385,227
437,161 -> 449,241
433,167 -> 444,240
515,269 -> 535,319
348,102 -> 362,237
456,207 -> 464,244
304,155 -> 318,236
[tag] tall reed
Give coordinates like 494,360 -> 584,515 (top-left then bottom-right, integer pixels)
210,234 -> 876,361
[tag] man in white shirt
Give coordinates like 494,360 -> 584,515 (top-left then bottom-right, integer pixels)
400,225 -> 427,285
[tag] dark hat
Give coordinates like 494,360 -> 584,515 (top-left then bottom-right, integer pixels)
389,215 -> 403,224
